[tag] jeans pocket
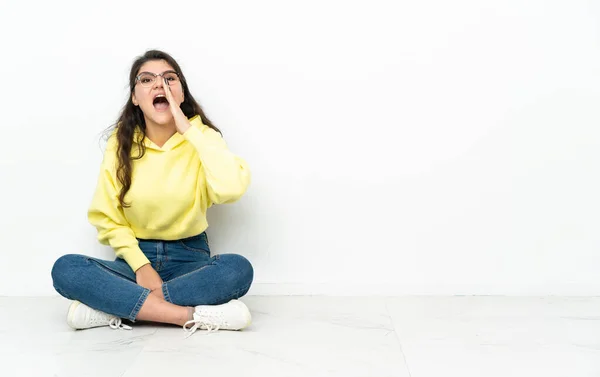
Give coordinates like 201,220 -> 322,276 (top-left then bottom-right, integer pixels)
178,232 -> 210,255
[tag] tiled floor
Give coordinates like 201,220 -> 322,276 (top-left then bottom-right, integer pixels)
1,296 -> 599,377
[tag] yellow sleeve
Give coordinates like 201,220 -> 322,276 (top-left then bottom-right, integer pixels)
182,118 -> 251,205
87,137 -> 150,272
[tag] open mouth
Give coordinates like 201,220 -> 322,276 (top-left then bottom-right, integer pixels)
153,95 -> 169,111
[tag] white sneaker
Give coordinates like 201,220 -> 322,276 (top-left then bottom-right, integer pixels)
183,299 -> 251,336
67,301 -> 132,330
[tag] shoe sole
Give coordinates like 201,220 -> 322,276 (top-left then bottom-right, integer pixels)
66,300 -> 81,330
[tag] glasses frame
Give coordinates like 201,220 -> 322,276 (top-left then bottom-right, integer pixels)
135,70 -> 181,87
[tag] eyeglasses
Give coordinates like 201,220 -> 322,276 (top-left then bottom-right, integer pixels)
135,70 -> 181,87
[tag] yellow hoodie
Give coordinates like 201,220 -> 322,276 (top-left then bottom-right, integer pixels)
87,115 -> 250,271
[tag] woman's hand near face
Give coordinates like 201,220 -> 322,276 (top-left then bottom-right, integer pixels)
164,78 -> 191,134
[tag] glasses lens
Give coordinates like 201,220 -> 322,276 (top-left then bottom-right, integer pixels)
138,73 -> 155,87
163,72 -> 179,86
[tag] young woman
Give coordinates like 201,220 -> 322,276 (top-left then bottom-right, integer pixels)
51,50 -> 254,336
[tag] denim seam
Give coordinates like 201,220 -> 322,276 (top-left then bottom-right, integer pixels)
177,241 -> 210,255
156,241 -> 160,270
87,258 -> 135,282
128,289 -> 150,322
163,254 -> 220,284
162,282 -> 173,303
164,263 -> 212,284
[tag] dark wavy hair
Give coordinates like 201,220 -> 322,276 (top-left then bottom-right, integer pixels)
108,50 -> 221,208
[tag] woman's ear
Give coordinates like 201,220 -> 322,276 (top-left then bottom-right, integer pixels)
132,93 -> 139,106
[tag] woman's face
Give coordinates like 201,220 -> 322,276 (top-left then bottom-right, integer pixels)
132,59 -> 185,126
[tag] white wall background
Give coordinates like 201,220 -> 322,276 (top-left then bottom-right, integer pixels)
1,0 -> 599,296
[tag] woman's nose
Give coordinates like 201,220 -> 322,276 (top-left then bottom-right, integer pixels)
153,76 -> 165,89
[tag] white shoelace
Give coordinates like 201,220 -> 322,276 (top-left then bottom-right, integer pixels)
108,317 -> 132,330
183,316 -> 224,338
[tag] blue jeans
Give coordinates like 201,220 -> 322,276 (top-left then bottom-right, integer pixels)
51,232 -> 253,321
